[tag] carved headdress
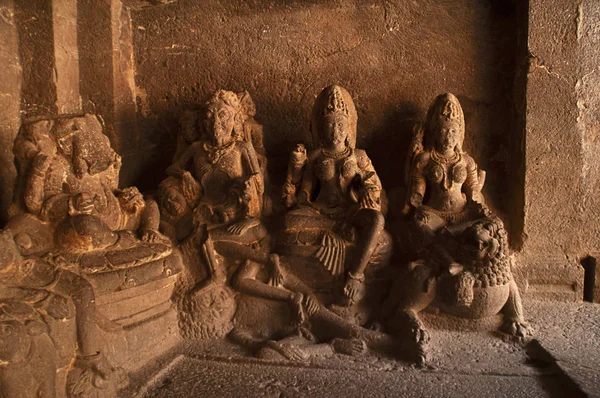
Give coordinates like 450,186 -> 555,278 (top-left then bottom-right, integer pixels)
310,85 -> 358,149
424,92 -> 465,152
203,90 -> 245,141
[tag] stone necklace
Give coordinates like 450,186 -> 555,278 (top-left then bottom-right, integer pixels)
431,148 -> 462,191
321,146 -> 351,160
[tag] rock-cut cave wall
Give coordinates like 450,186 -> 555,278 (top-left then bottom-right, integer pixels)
1,0 -> 600,301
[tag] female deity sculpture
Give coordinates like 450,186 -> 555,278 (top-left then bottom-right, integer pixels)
384,93 -> 531,351
279,85 -> 392,322
403,93 -> 487,245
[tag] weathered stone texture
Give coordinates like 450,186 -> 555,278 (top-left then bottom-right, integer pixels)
0,0 -> 21,224
518,0 -> 600,300
130,0 -> 521,221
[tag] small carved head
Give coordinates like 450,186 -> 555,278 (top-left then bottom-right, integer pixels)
202,90 -> 243,148
179,110 -> 200,145
118,187 -> 145,214
311,85 -> 358,149
322,113 -> 350,148
160,188 -> 188,218
321,86 -> 352,148
460,218 -> 506,263
426,93 -> 465,152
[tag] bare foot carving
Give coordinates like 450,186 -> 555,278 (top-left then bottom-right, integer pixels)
500,320 -> 533,338
332,338 -> 367,356
289,292 -> 307,327
259,340 -> 308,362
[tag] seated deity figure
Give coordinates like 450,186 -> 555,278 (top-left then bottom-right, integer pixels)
159,90 -> 277,313
384,93 -> 531,352
2,114 -> 180,397
11,114 -> 167,252
279,85 -> 392,323
401,92 -> 486,253
158,90 -> 264,238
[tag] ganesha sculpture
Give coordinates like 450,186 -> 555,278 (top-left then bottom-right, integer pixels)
1,114 -> 181,398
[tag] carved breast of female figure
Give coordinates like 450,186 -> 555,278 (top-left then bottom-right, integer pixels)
423,151 -> 471,213
312,149 -> 359,211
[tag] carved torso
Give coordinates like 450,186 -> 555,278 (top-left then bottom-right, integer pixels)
415,150 -> 478,214
189,141 -> 255,208
304,148 -> 380,216
424,153 -> 467,213
312,149 -> 357,209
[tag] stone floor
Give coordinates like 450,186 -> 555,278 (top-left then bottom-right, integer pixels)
121,300 -> 599,397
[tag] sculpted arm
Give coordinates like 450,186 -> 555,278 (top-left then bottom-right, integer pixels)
463,155 -> 484,203
24,153 -> 53,215
356,150 -> 383,210
166,143 -> 195,178
408,152 -> 429,209
282,144 -> 307,207
241,143 -> 264,196
298,152 -> 318,204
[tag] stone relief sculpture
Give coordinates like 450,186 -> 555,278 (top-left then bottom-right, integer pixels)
158,90 -> 278,340
0,86 -> 535,396
1,114 -> 181,397
279,85 -> 392,325
383,93 -> 532,353
158,90 -> 268,244
162,87 -> 415,363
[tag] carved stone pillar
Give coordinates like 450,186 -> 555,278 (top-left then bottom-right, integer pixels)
0,0 -> 21,224
518,0 -> 600,301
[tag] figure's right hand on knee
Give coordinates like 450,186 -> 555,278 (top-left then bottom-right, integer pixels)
181,171 -> 200,203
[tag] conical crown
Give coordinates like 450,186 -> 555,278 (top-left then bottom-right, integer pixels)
324,86 -> 350,117
437,94 -> 463,127
425,93 -> 465,150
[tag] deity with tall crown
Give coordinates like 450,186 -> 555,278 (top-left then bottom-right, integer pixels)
279,85 -> 392,323
383,93 -> 531,354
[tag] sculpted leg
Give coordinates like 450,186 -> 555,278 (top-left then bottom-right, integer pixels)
339,209 -> 385,305
351,208 -> 385,277
51,270 -> 103,357
231,257 -> 307,326
500,279 -> 533,337
231,259 -> 294,302
52,271 -> 123,393
383,261 -> 436,345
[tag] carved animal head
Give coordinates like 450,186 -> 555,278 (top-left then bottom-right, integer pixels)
52,114 -> 120,180
117,187 -> 145,214
0,318 -> 47,365
460,218 -> 504,263
0,300 -> 48,366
